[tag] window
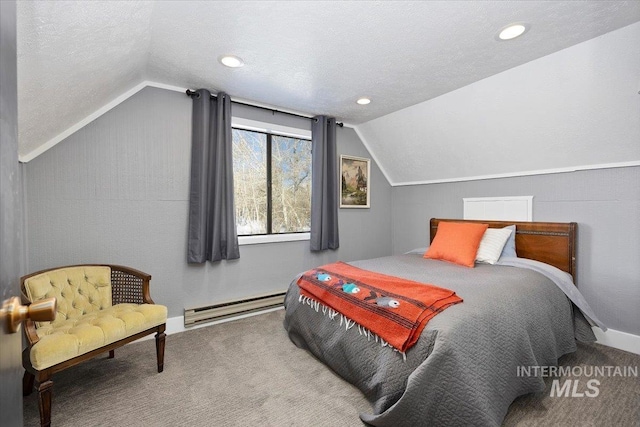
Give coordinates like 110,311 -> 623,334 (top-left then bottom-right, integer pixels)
232,128 -> 312,237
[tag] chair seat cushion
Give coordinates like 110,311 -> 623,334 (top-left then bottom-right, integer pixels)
30,303 -> 167,370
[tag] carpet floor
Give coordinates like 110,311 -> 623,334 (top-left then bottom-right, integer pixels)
23,309 -> 639,426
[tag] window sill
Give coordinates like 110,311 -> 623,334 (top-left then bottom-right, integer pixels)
238,233 -> 310,246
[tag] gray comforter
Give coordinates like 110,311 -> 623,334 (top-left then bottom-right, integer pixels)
283,254 -> 596,426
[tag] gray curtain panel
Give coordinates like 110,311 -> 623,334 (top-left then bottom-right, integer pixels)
187,89 -> 240,262
310,116 -> 339,251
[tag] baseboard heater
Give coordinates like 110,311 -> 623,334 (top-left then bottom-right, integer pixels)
184,291 -> 287,326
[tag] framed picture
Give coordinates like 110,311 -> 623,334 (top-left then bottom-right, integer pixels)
340,155 -> 370,208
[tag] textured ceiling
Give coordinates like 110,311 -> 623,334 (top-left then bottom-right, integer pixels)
17,1 -> 640,161
358,21 -> 640,184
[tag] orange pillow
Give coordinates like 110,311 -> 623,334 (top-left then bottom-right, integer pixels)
424,222 -> 489,267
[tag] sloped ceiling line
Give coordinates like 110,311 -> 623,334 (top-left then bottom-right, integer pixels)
18,81 -> 390,176
19,80 -> 358,164
18,81 -> 184,163
358,21 -> 640,185
391,161 -> 640,187
18,1 -> 640,170
17,2 -> 640,184
20,79 -> 639,188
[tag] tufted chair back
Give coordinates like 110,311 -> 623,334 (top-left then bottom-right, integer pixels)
22,266 -> 112,328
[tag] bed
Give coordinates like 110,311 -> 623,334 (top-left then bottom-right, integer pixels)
283,218 -> 600,426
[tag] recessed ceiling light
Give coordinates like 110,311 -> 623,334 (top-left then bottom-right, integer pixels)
496,23 -> 530,41
356,97 -> 371,105
219,55 -> 244,68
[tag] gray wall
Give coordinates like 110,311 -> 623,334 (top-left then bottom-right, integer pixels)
24,87 -> 393,317
391,166 -> 640,335
23,85 -> 638,337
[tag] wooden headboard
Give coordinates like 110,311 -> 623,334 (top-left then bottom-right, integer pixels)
430,218 -> 577,280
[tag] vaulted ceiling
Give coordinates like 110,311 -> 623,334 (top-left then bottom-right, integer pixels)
17,1 -> 640,181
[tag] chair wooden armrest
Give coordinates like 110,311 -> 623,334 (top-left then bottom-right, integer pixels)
23,319 -> 40,346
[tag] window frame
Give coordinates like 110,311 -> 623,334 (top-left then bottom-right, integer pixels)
231,117 -> 312,245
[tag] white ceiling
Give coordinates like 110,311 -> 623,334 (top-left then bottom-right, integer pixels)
358,20 -> 640,184
17,1 -> 640,165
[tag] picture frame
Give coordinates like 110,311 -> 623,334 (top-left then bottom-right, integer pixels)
340,155 -> 370,208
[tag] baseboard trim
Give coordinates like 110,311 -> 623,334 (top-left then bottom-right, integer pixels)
593,327 -> 640,355
136,306 -> 284,342
139,310 -> 640,357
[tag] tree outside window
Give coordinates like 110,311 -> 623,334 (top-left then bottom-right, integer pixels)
232,128 -> 311,236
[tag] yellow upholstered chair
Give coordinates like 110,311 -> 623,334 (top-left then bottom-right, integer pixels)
21,264 -> 167,427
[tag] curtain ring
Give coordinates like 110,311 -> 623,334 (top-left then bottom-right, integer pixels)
186,89 -> 201,99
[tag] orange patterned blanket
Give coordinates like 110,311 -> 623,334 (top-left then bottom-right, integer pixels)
297,261 -> 463,353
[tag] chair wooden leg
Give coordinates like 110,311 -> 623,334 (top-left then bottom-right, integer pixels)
36,377 -> 53,427
155,324 -> 166,373
108,349 -> 115,359
23,370 -> 35,396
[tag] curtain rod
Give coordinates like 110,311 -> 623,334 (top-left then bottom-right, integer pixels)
186,89 -> 344,127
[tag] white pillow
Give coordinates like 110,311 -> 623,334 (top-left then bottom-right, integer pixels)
476,228 -> 513,265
